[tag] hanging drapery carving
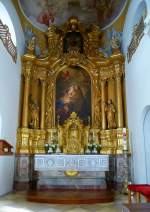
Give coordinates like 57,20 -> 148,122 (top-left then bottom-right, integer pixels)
0,19 -> 17,63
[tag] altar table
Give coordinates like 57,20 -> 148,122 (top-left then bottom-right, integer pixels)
34,154 -> 109,172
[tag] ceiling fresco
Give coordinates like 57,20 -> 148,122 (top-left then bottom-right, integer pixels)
18,0 -> 127,31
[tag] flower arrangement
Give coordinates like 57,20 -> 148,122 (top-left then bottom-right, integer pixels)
86,142 -> 102,154
44,141 -> 61,154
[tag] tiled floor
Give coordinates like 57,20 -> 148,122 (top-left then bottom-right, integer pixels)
0,191 -> 128,212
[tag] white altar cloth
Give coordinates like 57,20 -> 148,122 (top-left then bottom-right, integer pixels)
34,154 -> 109,172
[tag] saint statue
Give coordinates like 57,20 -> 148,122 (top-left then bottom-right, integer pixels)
105,99 -> 116,129
29,99 -> 39,129
26,36 -> 36,55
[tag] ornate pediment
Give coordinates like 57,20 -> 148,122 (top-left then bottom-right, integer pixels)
46,17 -> 103,60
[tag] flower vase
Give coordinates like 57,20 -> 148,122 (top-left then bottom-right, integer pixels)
44,144 -> 49,154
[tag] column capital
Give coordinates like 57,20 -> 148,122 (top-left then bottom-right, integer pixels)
100,65 -> 115,81
38,67 -> 48,81
22,61 -> 34,79
114,63 -> 124,79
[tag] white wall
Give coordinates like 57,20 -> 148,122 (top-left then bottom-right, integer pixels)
123,0 -> 150,183
0,0 -> 25,195
0,156 -> 15,196
143,107 -> 150,183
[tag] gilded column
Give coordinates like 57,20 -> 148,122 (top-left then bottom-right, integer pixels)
22,61 -> 33,128
108,77 -> 115,104
31,78 -> 39,101
100,79 -> 107,130
40,79 -> 46,129
115,64 -> 124,128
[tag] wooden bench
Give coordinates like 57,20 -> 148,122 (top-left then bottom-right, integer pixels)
128,184 -> 150,204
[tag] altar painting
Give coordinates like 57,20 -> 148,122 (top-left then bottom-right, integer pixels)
56,67 -> 91,125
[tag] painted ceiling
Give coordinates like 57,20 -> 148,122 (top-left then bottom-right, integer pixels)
18,0 -> 127,31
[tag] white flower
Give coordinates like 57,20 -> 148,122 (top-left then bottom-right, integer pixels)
45,143 -> 49,147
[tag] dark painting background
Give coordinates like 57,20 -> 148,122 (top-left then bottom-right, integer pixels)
56,66 -> 91,125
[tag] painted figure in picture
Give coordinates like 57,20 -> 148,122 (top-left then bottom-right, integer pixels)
56,67 -> 91,125
19,0 -> 127,31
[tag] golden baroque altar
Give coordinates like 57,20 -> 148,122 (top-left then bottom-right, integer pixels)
17,17 -> 128,155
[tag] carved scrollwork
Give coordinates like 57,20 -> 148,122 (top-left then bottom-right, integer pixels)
85,24 -> 103,58
61,48 -> 87,66
47,25 -> 63,58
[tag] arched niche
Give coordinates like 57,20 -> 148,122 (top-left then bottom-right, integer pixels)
55,66 -> 91,125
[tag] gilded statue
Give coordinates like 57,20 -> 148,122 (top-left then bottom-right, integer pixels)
29,98 -> 39,129
26,36 -> 36,55
105,99 -> 116,129
111,35 -> 120,50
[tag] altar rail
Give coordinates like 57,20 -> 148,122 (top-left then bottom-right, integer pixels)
34,154 -> 109,172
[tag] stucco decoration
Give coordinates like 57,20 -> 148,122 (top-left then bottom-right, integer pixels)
0,19 -> 17,63
127,17 -> 145,63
